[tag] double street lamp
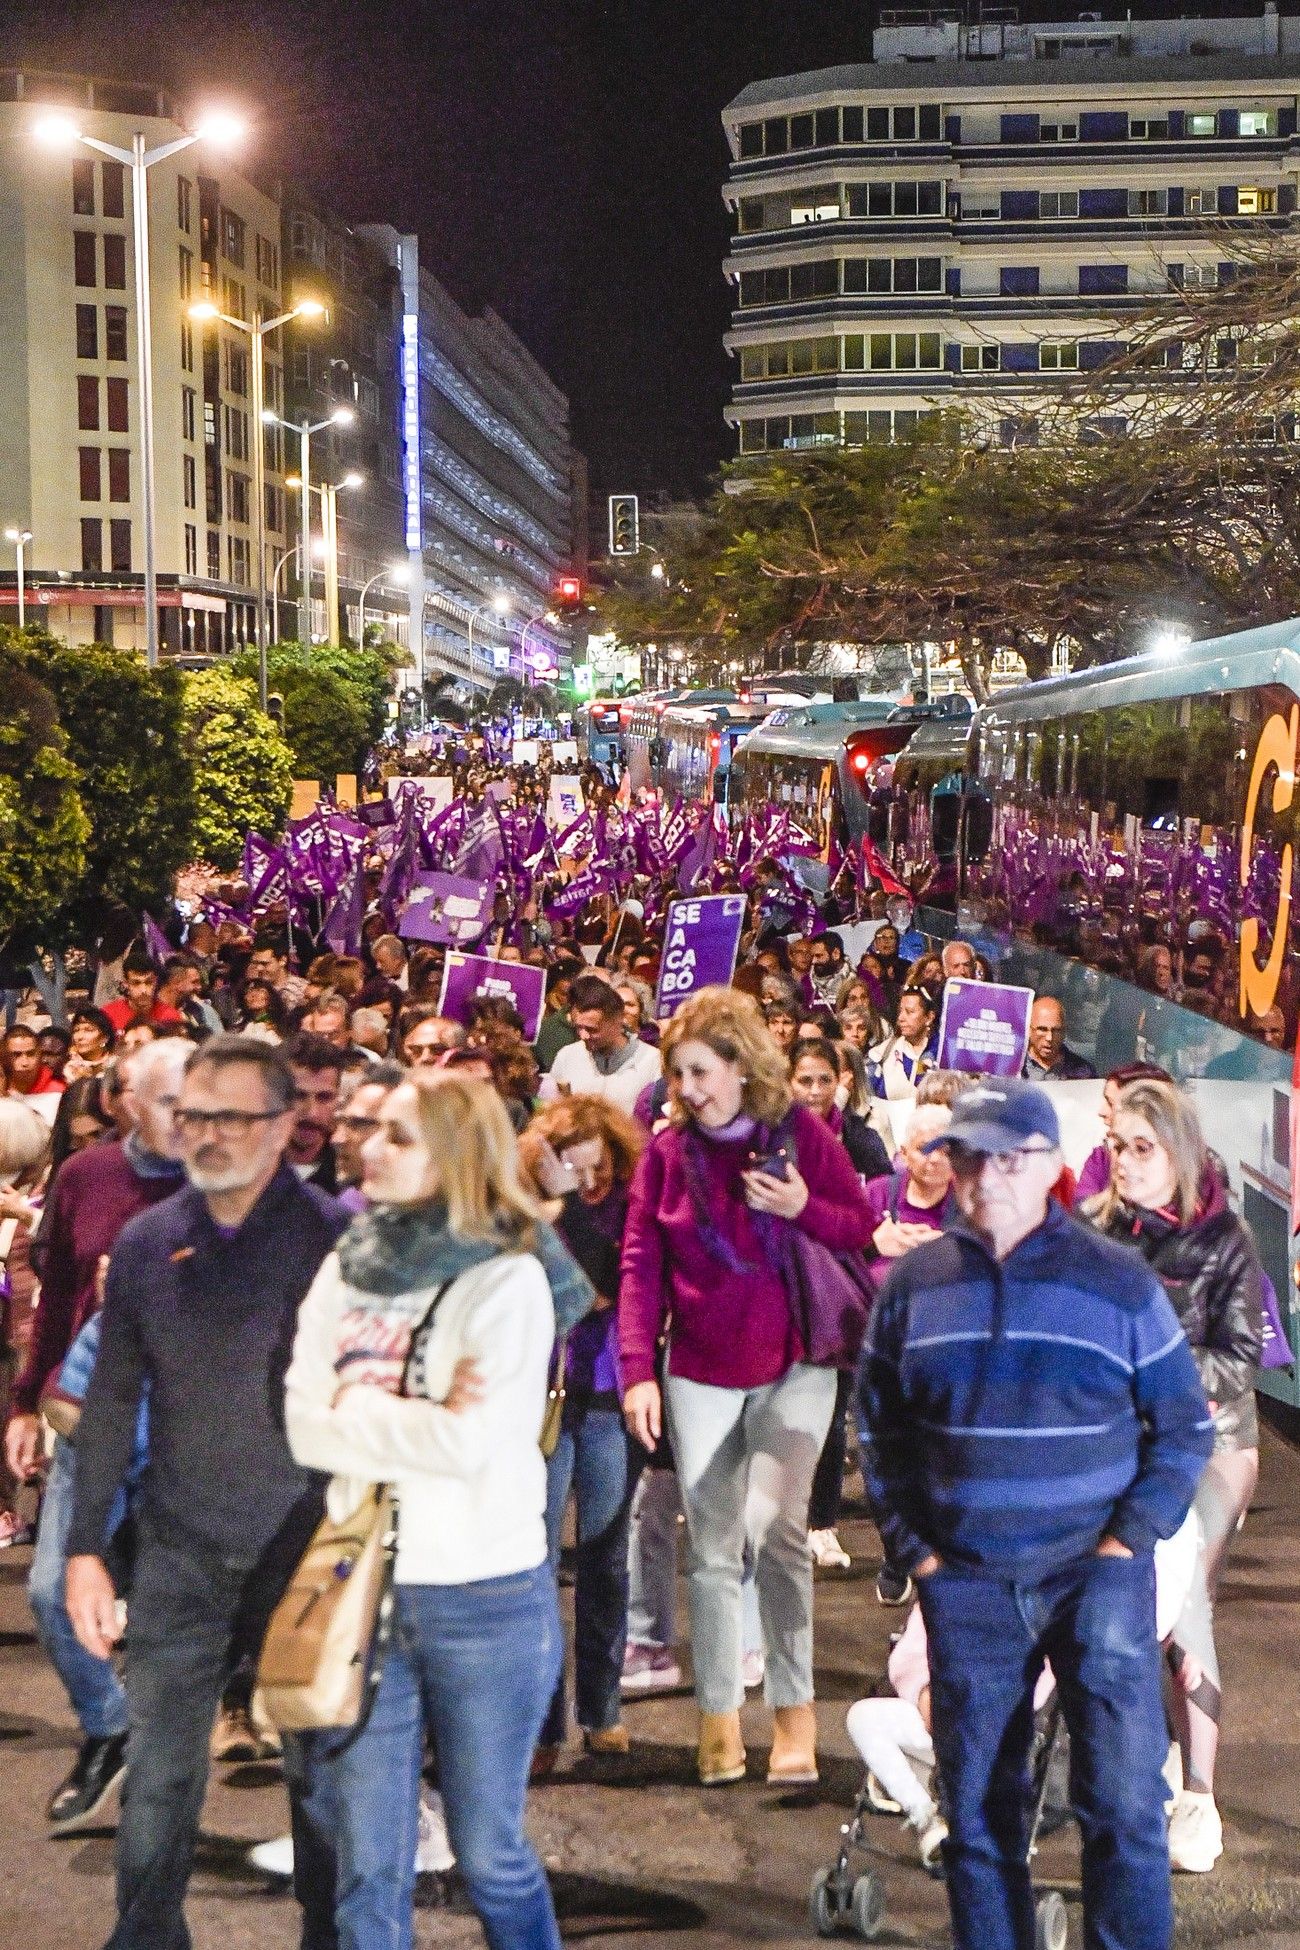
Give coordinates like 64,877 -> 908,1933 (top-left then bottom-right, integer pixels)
35,107 -> 245,668
5,528 -> 32,627
467,593 -> 512,671
358,562 -> 411,645
267,407 -> 356,646
189,297 -> 326,706
284,469 -> 364,646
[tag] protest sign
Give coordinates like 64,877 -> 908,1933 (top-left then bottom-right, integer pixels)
398,873 -> 494,946
513,739 -> 540,767
548,775 -> 585,826
937,978 -> 1034,1078
551,740 -> 578,766
438,953 -> 546,1041
655,894 -> 747,1018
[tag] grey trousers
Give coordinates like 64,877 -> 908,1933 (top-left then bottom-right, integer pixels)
664,1363 -> 836,1714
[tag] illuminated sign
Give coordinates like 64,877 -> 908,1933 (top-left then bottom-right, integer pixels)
402,312 -> 422,550
1239,704 -> 1297,1019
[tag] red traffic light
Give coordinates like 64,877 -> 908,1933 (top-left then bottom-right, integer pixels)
556,575 -> 582,604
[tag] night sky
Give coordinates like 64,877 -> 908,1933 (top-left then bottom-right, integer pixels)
3,1 -> 1291,502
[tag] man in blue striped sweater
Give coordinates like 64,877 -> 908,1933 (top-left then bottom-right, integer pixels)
859,1080 -> 1213,1950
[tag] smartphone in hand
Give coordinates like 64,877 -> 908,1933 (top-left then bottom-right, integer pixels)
745,1142 -> 793,1181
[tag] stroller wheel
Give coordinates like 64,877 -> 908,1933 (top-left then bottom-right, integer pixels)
850,1871 -> 886,1940
809,1867 -> 841,1937
1035,1889 -> 1069,1950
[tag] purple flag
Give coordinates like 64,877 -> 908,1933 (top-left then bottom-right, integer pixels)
140,912 -> 173,966
438,953 -> 546,1041
655,894 -> 747,1018
398,872 -> 494,946
321,865 -> 366,957
677,812 -> 719,894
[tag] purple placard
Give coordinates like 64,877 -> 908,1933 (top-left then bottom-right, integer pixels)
937,978 -> 1034,1078
655,894 -> 747,1019
438,953 -> 546,1041
398,873 -> 493,946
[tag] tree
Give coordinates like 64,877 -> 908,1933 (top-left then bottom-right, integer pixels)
0,645 -> 88,962
274,664 -> 369,783
181,667 -> 294,869
233,640 -> 406,757
2,631 -> 197,941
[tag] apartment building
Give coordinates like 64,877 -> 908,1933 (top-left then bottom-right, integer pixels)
722,6 -> 1300,453
0,68 -> 286,653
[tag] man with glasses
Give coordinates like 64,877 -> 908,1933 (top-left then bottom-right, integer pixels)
331,1062 -> 404,1213
64,1037 -> 347,1950
858,1079 -> 1213,1950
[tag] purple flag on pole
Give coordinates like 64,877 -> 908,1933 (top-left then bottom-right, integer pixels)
140,913 -> 173,966
438,953 -> 546,1041
320,866 -> 366,957
398,873 -> 495,946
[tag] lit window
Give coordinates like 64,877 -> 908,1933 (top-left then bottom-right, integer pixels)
790,198 -> 842,225
1237,187 -> 1277,215
1187,113 -> 1218,137
1240,110 -> 1276,138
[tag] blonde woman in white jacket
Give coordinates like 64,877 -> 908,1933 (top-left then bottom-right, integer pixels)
285,1072 -> 565,1950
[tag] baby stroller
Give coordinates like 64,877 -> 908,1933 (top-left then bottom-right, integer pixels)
809,1689 -> 1070,1946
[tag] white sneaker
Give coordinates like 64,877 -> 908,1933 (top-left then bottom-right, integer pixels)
1167,1791 -> 1223,1873
911,1810 -> 948,1871
247,1834 -> 294,1880
808,1527 -> 852,1570
865,1771 -> 903,1815
1161,1741 -> 1183,1816
741,1648 -> 766,1691
415,1787 -> 456,1874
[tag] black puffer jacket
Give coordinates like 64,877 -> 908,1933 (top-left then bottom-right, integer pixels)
1093,1179 -> 1263,1451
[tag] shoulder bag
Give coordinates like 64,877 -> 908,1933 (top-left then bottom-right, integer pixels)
256,1277 -> 453,1736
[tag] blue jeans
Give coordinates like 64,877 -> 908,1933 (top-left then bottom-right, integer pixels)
541,1403 -> 642,1745
311,1567 -> 562,1950
918,1553 -> 1172,1950
29,1437 -> 129,1739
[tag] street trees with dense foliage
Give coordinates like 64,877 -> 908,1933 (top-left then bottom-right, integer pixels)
180,666 -> 295,870
0,643 -> 89,963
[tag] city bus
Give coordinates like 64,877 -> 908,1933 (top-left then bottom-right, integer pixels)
619,689 -> 739,795
886,620 -> 1300,1406
657,700 -> 770,805
576,698 -> 624,772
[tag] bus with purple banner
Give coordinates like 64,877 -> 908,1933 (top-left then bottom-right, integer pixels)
881,618 -> 1300,1413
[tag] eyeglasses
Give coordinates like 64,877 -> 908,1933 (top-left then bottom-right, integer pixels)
1106,1133 -> 1161,1161
948,1142 -> 1058,1177
335,1113 -> 380,1136
173,1108 -> 286,1139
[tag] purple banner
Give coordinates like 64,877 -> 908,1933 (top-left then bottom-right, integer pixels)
398,872 -> 494,946
437,953 -> 546,1041
655,894 -> 747,1018
937,978 -> 1034,1078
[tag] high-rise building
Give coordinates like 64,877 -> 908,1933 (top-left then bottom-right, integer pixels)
722,7 -> 1300,454
361,226 -> 576,692
0,69 -> 287,653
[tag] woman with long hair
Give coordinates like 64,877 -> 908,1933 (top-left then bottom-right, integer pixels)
286,1073 -> 588,1950
619,988 -> 873,1787
1075,1061 -> 1171,1202
1084,1076 -> 1261,1875
519,1096 -> 647,1774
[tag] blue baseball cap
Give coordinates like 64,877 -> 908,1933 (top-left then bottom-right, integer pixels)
922,1078 -> 1061,1154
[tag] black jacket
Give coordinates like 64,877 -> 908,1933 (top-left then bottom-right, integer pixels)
1092,1191 -> 1262,1448
840,1111 -> 892,1183
1025,1046 -> 1096,1082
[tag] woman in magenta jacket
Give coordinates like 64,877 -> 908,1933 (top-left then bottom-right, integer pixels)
618,986 -> 874,1789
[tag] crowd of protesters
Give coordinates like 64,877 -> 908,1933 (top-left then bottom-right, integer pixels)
0,750 -> 1272,1950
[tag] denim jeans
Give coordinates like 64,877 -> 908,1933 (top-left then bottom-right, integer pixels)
112,1518 -> 335,1950
28,1436 -> 129,1740
541,1403 -> 642,1744
311,1567 -> 562,1950
918,1552 -> 1173,1950
665,1362 -> 836,1713
626,1467 -> 763,1659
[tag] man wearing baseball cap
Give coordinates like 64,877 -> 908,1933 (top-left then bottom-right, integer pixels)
858,1079 -> 1212,1950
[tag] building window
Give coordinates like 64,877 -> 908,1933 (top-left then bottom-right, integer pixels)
790,192 -> 842,224
79,447 -> 102,501
1184,186 -> 1219,217
72,159 -> 95,214
1079,263 -> 1129,295
1187,112 -> 1219,137
221,208 -> 246,267
224,406 -> 249,460
1180,262 -> 1219,289
737,196 -> 765,233
183,454 -> 197,508
109,519 -> 131,572
207,529 -> 221,578
77,376 -> 100,431
184,523 -> 198,574
961,344 -> 1001,371
221,277 -> 246,320
1040,120 -> 1078,142
256,233 -> 279,288
1128,188 -> 1168,216
844,255 -> 943,294
106,377 -> 129,432
846,180 -> 943,219
1240,109 -> 1277,137
178,246 -> 193,299
228,534 -> 250,584
105,305 -> 128,360
182,386 -> 196,442
108,449 -> 130,502
1040,340 -> 1079,370
1038,190 -> 1079,218
102,161 -> 126,219
1237,187 -> 1277,215
181,318 -> 194,372
178,176 -> 192,232
961,188 -> 1001,220
81,518 -> 102,571
103,233 -> 127,289
227,471 -> 250,523
1129,116 -> 1169,139
225,344 -> 248,396
75,303 -> 98,360
264,483 -> 282,532
74,231 -> 97,286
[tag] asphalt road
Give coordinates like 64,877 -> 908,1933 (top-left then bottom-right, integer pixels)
2,1426 -> 1298,1949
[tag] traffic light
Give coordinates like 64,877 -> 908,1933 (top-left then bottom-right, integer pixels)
556,574 -> 583,608
266,691 -> 285,729
608,493 -> 639,557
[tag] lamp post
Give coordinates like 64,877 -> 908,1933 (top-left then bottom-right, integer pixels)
467,592 -> 511,673
36,108 -> 244,667
270,536 -> 327,646
267,406 -> 355,644
283,468 -> 362,646
358,562 -> 411,644
189,298 -> 324,705
5,528 -> 32,627
518,607 -> 558,682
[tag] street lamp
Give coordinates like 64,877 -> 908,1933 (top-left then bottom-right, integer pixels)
270,536 -> 326,645
35,107 -> 244,667
358,562 -> 411,644
284,469 -> 362,645
5,527 -> 32,627
467,592 -> 511,670
189,296 -> 325,704
267,405 -> 355,643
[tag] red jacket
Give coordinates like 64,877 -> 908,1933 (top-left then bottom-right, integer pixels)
102,997 -> 183,1032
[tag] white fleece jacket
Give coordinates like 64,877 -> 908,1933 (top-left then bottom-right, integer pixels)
284,1249 -> 555,1586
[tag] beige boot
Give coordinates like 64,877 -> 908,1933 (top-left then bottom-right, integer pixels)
697,1709 -> 747,1785
767,1702 -> 819,1785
